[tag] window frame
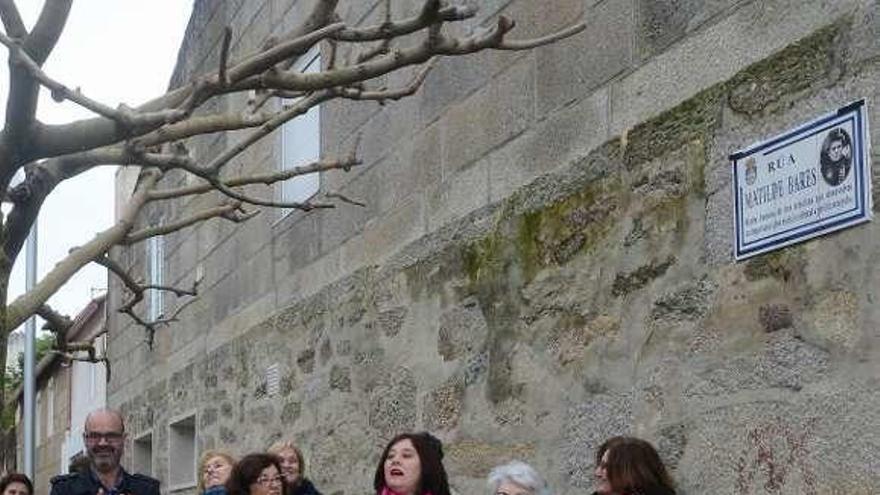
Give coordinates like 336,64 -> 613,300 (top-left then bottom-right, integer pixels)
167,411 -> 198,492
277,45 -> 322,219
145,234 -> 165,321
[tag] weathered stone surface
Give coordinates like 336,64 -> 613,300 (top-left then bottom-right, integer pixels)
445,439 -> 536,478
280,401 -> 301,424
377,307 -> 407,337
651,277 -> 716,322
297,348 -> 316,373
758,304 -> 794,333
423,378 -> 465,431
329,365 -> 351,392
535,0 -> 631,115
368,368 -> 417,438
563,394 -> 634,488
636,0 -> 738,59
437,297 -> 488,361
109,3 -> 880,495
612,256 -> 676,296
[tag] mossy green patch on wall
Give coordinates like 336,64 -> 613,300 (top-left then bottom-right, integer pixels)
527,175 -> 623,266
623,87 -> 723,169
743,246 -> 807,283
612,256 -> 677,296
728,19 -> 848,116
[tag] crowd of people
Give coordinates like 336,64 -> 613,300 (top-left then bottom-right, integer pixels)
0,409 -> 678,495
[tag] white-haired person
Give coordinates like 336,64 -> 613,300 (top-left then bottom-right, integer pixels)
487,461 -> 551,495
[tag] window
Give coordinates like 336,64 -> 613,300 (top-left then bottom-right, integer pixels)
133,431 -> 153,476
46,377 -> 54,437
35,391 -> 41,444
279,47 -> 321,211
146,235 -> 165,321
168,413 -> 196,490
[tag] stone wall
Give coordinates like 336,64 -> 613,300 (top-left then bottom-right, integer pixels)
109,0 -> 880,494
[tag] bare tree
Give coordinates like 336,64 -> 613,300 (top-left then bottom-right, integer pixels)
0,0 -> 582,403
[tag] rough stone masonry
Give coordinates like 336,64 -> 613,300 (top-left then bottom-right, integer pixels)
109,1 -> 880,494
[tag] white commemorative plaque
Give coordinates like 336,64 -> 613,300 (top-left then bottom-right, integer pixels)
731,100 -> 872,260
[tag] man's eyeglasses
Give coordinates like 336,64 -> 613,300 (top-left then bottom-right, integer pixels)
255,476 -> 282,486
83,431 -> 124,443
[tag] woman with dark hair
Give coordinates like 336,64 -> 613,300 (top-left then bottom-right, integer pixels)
373,432 -> 451,495
0,473 -> 33,495
267,439 -> 321,495
819,127 -> 853,186
592,436 -> 675,495
226,453 -> 284,495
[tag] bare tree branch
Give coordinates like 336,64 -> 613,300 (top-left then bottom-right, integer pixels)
0,31 -> 187,128
122,202 -> 258,244
37,304 -> 73,334
24,0 -> 72,64
50,344 -> 111,383
2,0 -> 72,153
0,0 -> 587,347
331,2 -> 476,43
95,254 -> 198,349
5,171 -> 161,330
227,22 -> 346,84
0,0 -> 26,38
497,22 -> 586,50
208,176 -> 336,211
259,16 -> 522,92
147,155 -> 361,201
205,90 -> 333,175
336,60 -> 435,103
132,112 -> 274,149
219,26 -> 232,86
324,191 -> 366,207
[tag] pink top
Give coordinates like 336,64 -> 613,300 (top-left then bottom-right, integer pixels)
380,487 -> 433,495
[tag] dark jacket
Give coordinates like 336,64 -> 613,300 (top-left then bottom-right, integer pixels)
50,469 -> 160,495
289,479 -> 321,495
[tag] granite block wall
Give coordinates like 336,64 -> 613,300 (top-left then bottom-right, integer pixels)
109,1 -> 880,494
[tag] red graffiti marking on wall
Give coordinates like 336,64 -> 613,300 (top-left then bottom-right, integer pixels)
735,418 -> 818,494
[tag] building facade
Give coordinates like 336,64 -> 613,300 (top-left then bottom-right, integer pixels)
109,1 -> 880,494
11,297 -> 107,495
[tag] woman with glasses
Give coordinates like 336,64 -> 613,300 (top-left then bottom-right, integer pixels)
373,432 -> 451,495
592,436 -> 676,495
267,440 -> 322,495
226,453 -> 285,495
198,450 -> 236,495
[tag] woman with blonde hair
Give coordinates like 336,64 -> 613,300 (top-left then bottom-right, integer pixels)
267,440 -> 322,495
198,450 -> 236,495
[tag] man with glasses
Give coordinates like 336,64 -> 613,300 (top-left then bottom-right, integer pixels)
50,409 -> 160,495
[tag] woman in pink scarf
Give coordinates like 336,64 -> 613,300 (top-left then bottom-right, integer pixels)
373,432 -> 451,495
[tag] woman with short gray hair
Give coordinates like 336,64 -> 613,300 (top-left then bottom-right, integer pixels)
487,461 -> 551,495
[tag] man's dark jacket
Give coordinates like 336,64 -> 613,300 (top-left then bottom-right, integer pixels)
50,469 -> 159,495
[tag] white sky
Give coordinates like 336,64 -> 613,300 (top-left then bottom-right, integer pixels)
1,1 -> 192,325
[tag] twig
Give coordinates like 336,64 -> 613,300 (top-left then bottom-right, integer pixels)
497,22 -> 586,50
336,60 -> 435,103
324,192 -> 366,207
148,155 -> 361,201
0,31 -> 187,128
122,203 -> 257,243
